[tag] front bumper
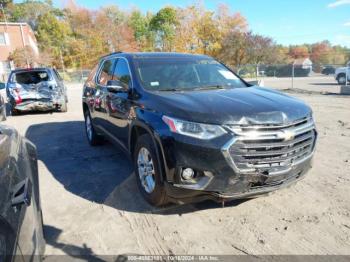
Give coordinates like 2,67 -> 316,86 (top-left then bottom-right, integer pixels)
158,130 -> 315,204
164,158 -> 311,204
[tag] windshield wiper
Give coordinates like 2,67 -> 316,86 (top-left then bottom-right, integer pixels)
193,85 -> 226,91
157,88 -> 182,92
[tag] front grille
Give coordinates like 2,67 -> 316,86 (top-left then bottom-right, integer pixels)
225,117 -> 317,174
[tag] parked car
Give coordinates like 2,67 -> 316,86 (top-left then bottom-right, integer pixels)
0,82 -> 6,121
82,52 -> 317,206
334,62 -> 350,85
321,66 -> 336,75
0,125 -> 45,261
6,68 -> 68,115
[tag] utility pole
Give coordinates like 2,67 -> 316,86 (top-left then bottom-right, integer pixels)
0,3 -> 8,31
59,48 -> 65,73
292,61 -> 295,89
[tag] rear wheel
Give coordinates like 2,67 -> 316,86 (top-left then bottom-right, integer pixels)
0,106 -> 6,121
84,110 -> 103,146
337,74 -> 346,85
134,134 -> 168,206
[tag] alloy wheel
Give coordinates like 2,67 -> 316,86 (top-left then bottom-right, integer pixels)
137,147 -> 156,193
85,114 -> 93,141
338,76 -> 346,85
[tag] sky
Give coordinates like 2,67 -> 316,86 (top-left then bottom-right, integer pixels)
52,0 -> 350,47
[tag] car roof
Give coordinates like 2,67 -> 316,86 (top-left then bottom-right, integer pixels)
101,52 -> 212,60
10,68 -> 53,74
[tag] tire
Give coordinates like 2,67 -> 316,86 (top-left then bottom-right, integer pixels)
0,106 -> 6,121
134,134 -> 168,206
84,110 -> 103,146
337,74 -> 346,85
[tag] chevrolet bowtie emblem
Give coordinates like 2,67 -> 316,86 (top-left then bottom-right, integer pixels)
281,130 -> 295,141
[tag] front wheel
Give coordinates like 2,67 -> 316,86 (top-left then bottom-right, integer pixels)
337,74 -> 347,85
134,134 -> 168,206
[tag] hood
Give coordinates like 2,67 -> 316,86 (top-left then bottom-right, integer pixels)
335,67 -> 347,73
145,87 -> 312,125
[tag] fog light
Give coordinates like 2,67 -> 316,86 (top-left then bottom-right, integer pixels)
181,168 -> 195,180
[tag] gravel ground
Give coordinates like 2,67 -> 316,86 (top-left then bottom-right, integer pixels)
4,79 -> 350,257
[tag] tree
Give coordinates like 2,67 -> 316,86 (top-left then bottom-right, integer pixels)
173,5 -> 201,53
289,45 -> 309,59
218,31 -> 249,68
216,4 -> 247,38
218,31 -> 278,69
129,10 -> 153,50
4,0 -> 63,29
9,46 -> 52,67
150,7 -> 178,51
36,12 -> 72,68
196,10 -> 221,55
95,6 -> 138,52
245,33 -> 277,65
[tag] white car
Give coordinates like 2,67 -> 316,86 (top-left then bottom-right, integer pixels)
335,61 -> 350,85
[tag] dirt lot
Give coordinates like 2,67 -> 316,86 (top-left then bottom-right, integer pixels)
5,78 -> 350,257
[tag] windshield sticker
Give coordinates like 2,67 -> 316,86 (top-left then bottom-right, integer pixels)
150,81 -> 159,86
218,70 -> 238,80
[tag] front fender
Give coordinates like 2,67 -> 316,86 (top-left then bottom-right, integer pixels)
129,109 -> 172,182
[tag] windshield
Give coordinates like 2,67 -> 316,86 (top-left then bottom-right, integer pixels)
133,57 -> 247,91
13,71 -> 50,85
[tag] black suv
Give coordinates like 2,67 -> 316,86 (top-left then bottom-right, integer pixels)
82,52 -> 317,206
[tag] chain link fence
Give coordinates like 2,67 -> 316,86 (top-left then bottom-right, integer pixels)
1,62 -> 349,95
57,69 -> 90,83
234,63 -> 349,93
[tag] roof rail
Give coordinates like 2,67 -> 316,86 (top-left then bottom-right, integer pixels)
100,51 -> 123,60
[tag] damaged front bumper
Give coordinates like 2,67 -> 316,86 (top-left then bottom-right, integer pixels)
158,117 -> 317,204
163,150 -> 313,204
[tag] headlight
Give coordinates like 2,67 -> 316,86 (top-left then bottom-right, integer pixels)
162,115 -> 227,139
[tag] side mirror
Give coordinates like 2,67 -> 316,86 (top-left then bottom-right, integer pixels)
246,80 -> 264,87
0,82 -> 5,90
106,80 -> 126,92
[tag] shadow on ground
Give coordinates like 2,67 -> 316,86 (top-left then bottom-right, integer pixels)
310,83 -> 339,86
44,225 -> 114,261
5,103 -> 58,116
25,121 -> 249,215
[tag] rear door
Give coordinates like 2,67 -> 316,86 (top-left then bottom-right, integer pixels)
53,69 -> 67,101
94,58 -> 117,132
104,58 -> 133,148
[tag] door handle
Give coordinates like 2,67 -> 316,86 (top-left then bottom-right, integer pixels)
11,178 -> 31,208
